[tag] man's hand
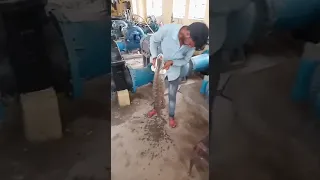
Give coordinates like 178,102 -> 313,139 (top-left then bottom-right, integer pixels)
163,60 -> 173,70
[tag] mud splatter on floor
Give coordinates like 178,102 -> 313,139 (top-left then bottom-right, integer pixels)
111,80 -> 209,180
138,115 -> 174,160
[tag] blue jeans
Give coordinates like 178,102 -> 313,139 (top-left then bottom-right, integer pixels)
166,64 -> 189,117
165,77 -> 181,118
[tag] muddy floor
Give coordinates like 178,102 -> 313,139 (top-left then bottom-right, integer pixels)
111,80 -> 209,180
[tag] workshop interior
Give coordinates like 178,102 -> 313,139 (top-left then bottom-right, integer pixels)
110,0 -> 210,179
0,0 -> 319,179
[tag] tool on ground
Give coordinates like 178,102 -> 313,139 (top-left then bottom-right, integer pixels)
152,54 -> 166,121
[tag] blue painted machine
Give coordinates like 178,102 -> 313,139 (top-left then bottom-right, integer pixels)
124,24 -> 145,51
48,8 -> 111,98
115,24 -> 145,52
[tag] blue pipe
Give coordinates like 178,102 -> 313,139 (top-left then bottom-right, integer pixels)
128,52 -> 210,93
115,41 -> 126,52
191,53 -> 209,72
128,63 -> 154,93
200,79 -> 209,95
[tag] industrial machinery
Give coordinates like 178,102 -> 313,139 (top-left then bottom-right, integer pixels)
111,39 -> 210,101
47,4 -> 110,98
111,4 -> 160,53
114,22 -> 145,52
140,34 -> 153,66
123,23 -> 145,52
0,0 -> 65,124
111,40 -> 154,94
0,0 -> 110,99
111,0 -> 131,17
111,7 -> 148,53
138,16 -> 160,34
0,0 -> 111,122
111,20 -> 128,40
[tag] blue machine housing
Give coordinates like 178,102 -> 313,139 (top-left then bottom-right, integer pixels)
49,9 -> 111,98
125,25 -> 145,52
128,64 -> 154,93
114,25 -> 145,52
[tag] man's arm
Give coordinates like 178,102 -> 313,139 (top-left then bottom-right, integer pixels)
150,26 -> 167,59
172,49 -> 195,67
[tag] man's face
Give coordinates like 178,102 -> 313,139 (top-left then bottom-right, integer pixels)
182,30 -> 195,48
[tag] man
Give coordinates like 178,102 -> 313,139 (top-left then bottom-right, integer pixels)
147,22 -> 209,128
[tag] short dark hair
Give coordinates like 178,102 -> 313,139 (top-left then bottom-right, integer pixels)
188,22 -> 209,50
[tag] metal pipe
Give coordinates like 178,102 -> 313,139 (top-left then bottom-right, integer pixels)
191,54 -> 209,72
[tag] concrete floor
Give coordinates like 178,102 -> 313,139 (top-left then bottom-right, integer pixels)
111,78 -> 209,180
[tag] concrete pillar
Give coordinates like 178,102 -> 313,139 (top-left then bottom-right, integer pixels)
21,88 -> 62,142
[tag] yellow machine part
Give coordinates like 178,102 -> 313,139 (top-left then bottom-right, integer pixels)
111,0 -> 130,16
